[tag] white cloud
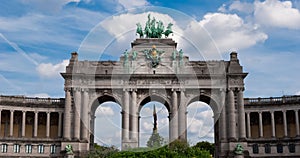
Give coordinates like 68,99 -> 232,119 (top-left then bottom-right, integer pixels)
118,0 -> 149,10
36,60 -> 69,78
142,121 -> 153,131
100,12 -> 180,42
96,106 -> 115,117
28,93 -> 51,98
99,11 -> 268,60
20,0 -> 81,13
254,0 -> 300,29
229,1 -> 254,14
196,13 -> 267,54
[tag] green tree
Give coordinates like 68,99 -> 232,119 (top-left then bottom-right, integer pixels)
193,141 -> 215,156
86,143 -> 118,158
146,132 -> 164,148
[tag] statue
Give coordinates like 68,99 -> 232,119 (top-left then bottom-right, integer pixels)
137,14 -> 173,38
157,20 -> 164,38
65,144 -> 73,154
132,51 -> 137,60
164,23 -> 173,38
123,49 -> 129,65
234,144 -> 244,155
179,49 -> 183,60
172,51 -> 177,60
136,23 -> 143,38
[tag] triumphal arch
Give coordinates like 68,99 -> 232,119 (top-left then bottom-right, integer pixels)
61,17 -> 248,156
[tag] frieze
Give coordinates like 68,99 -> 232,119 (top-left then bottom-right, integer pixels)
229,77 -> 244,86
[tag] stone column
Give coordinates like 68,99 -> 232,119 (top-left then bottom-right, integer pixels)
46,112 -> 50,138
0,110 -> 1,137
283,110 -> 288,137
246,112 -> 251,138
22,111 -> 26,137
34,111 -> 38,137
58,112 -> 62,138
73,88 -> 81,140
122,89 -> 130,142
258,112 -> 263,137
178,90 -> 186,140
63,88 -> 72,140
219,89 -> 227,140
295,110 -> 299,136
9,110 -> 14,137
237,88 -> 246,140
130,89 -> 138,141
270,111 -> 276,137
227,89 -> 236,140
81,88 -> 89,141
170,89 -> 178,142
220,108 -> 227,140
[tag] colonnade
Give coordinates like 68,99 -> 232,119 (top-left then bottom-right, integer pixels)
246,110 -> 300,138
0,110 -> 62,138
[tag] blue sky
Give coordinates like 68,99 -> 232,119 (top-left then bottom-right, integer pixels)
1,0 -> 300,148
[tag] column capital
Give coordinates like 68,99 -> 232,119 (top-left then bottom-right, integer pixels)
171,88 -> 178,92
64,87 -> 72,92
237,87 -> 245,92
131,88 -> 137,92
82,88 -> 89,92
22,110 -> 26,113
73,87 -> 81,92
34,111 -> 39,114
123,88 -> 130,92
282,109 -> 287,113
46,111 -> 51,114
10,110 -> 14,113
219,88 -> 226,93
294,109 -> 299,112
227,87 -> 235,92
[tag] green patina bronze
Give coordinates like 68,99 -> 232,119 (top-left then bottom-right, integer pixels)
234,144 -> 244,155
143,45 -> 164,68
136,14 -> 173,38
65,144 -> 73,154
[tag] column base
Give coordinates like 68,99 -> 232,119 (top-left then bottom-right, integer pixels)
122,139 -> 138,150
228,137 -> 237,142
238,137 -> 247,142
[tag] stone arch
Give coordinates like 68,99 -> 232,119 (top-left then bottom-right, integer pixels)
90,94 -> 122,116
186,93 -> 220,116
89,94 -> 122,149
138,94 -> 171,113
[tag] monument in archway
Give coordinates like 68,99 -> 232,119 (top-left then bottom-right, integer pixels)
60,15 -> 248,157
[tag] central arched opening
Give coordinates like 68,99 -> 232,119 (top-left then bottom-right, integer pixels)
138,95 -> 170,148
90,95 -> 122,149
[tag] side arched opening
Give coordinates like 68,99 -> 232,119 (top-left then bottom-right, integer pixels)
90,95 -> 122,149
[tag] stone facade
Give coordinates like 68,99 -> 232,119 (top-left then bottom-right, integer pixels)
0,38 -> 299,157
